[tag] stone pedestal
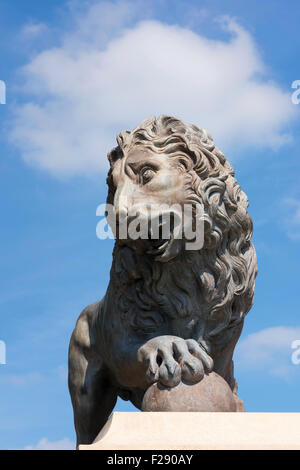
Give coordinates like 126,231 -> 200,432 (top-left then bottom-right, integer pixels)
79,412 -> 300,450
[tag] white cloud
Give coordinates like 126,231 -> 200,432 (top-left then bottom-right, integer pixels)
0,365 -> 67,387
235,326 -> 300,380
24,437 -> 75,450
0,372 -> 43,387
10,1 -> 297,177
20,22 -> 49,38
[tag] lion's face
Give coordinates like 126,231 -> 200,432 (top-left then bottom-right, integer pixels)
108,146 -> 195,262
106,115 -> 257,343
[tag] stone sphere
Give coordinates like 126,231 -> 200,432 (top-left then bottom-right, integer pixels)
142,372 -> 238,412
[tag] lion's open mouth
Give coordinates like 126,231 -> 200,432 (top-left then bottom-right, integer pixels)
145,214 -> 176,260
146,235 -> 183,262
117,210 -> 184,262
146,238 -> 170,256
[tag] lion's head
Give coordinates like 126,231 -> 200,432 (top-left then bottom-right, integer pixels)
106,115 -> 257,355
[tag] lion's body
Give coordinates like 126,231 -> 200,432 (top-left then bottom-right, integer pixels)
68,116 -> 257,446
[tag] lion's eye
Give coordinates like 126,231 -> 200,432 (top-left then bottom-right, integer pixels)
140,168 -> 155,184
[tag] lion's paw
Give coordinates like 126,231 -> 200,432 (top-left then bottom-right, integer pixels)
137,335 -> 213,388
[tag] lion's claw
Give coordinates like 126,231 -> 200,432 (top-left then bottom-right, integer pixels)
138,335 -> 213,388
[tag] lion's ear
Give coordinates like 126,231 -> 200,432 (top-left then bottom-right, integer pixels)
117,130 -> 131,147
107,130 -> 131,167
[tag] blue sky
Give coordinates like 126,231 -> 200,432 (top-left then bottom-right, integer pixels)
0,0 -> 300,450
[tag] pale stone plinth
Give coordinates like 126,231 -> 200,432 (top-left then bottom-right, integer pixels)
79,412 -> 300,450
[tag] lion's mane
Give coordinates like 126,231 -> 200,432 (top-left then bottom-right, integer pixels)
106,116 -> 257,356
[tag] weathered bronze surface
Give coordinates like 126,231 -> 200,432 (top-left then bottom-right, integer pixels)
68,116 -> 257,446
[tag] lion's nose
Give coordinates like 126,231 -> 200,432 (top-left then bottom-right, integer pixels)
113,176 -> 133,218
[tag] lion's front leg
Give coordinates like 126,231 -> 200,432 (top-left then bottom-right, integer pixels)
137,335 -> 214,388
68,302 -> 118,446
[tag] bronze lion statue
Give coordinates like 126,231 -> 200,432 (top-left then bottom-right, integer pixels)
68,115 -> 257,446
